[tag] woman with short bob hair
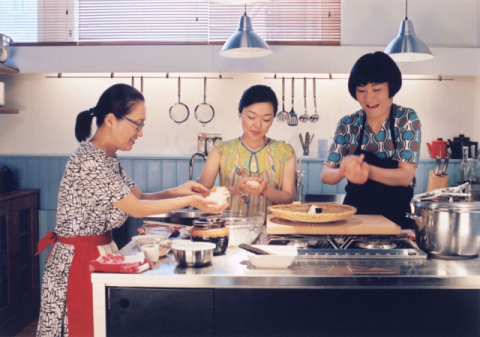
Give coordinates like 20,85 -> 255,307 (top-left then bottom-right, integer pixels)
321,52 -> 421,229
36,83 -> 227,337
199,84 -> 296,214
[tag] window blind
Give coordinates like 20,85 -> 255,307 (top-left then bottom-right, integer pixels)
0,0 -> 340,45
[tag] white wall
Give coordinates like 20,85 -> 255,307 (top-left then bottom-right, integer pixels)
342,0 -> 478,47
1,0 -> 480,158
0,72 -> 475,159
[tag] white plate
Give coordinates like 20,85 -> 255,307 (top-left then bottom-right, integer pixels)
244,245 -> 298,269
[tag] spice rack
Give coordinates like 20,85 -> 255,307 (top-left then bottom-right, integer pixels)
0,64 -> 19,114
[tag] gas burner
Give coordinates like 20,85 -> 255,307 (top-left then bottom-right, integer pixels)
287,240 -> 309,249
355,240 -> 397,250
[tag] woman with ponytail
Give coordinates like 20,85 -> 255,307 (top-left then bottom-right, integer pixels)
36,83 -> 228,337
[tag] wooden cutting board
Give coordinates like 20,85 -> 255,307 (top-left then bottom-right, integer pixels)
266,214 -> 401,235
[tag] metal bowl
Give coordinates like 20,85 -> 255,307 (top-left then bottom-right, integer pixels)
0,34 -> 13,63
171,241 -> 215,267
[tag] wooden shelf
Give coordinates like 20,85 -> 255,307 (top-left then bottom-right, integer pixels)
0,64 -> 19,74
0,107 -> 19,114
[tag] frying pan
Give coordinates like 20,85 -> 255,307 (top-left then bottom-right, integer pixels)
194,77 -> 215,127
169,77 -> 189,124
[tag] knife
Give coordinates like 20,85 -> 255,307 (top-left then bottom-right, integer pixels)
239,244 -> 273,255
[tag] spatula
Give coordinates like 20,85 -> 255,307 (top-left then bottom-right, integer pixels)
287,78 -> 298,126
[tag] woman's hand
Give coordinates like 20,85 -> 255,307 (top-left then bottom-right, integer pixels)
173,181 -> 209,197
341,154 -> 369,184
238,177 -> 267,196
189,195 -> 229,214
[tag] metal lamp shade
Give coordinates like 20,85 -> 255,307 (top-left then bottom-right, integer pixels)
384,19 -> 433,62
220,14 -> 272,58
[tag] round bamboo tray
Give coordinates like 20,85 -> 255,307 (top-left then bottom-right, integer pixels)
268,203 -> 357,223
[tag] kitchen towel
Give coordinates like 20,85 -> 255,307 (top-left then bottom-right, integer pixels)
89,252 -> 152,273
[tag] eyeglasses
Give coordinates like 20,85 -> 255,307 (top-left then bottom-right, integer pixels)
121,115 -> 145,131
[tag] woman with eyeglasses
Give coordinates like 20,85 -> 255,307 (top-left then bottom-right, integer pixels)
198,85 -> 296,215
36,83 -> 228,337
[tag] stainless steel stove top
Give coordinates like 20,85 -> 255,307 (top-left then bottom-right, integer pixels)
254,228 -> 427,259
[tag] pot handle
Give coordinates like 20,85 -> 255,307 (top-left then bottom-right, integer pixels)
406,213 -> 423,221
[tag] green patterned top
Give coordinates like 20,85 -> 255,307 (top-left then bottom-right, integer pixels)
217,138 -> 294,190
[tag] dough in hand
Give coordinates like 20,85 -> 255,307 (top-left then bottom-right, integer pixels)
245,180 -> 261,188
205,186 -> 230,205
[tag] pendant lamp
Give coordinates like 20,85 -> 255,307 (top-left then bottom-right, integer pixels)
219,8 -> 272,58
384,0 -> 433,62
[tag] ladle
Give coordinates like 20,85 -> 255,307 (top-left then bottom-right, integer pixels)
309,77 -> 320,123
299,77 -> 309,123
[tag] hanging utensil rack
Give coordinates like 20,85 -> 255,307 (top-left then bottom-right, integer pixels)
46,73 -> 233,93
265,74 -> 454,81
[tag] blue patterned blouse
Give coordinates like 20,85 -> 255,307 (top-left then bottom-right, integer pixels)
325,105 -> 421,168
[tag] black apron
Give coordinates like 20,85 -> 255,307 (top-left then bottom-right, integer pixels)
343,105 -> 414,229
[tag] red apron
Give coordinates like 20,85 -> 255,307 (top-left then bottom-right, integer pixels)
37,231 -> 112,337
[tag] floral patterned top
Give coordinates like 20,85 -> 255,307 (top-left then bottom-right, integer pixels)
325,105 -> 422,168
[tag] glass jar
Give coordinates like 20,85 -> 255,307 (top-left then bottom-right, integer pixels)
198,133 -> 207,155
191,218 -> 229,255
206,132 -> 215,155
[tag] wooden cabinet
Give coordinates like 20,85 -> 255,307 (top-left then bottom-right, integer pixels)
0,64 -> 19,114
0,190 -> 39,336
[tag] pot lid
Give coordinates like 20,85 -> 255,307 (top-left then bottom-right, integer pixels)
413,199 -> 480,211
193,218 -> 226,228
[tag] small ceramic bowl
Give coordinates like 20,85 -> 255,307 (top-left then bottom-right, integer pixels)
244,245 -> 298,269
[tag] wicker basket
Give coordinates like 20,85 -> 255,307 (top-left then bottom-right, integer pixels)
268,203 -> 357,223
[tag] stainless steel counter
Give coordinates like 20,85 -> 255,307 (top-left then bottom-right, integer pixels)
92,240 -> 480,289
92,241 -> 480,336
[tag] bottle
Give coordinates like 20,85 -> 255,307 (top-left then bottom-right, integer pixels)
459,146 -> 469,182
475,154 -> 480,182
466,158 -> 475,183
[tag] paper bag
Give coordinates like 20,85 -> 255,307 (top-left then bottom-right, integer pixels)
426,170 -> 449,192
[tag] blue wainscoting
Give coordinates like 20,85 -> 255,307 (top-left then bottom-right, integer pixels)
0,155 -> 461,279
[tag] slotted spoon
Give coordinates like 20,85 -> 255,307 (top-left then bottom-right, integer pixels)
299,77 -> 309,123
276,77 -> 289,123
309,77 -> 320,123
287,78 -> 298,126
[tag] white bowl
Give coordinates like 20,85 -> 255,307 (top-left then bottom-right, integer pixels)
244,245 -> 298,269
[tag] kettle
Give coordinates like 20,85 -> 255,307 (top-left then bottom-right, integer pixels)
426,138 -> 447,159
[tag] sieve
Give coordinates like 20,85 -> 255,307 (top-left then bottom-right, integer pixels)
169,77 -> 190,124
194,77 -> 215,127
276,77 -> 289,123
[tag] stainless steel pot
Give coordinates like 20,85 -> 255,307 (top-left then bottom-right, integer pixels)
408,199 -> 480,259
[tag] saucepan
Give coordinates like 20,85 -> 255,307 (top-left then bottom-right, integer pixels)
408,190 -> 480,259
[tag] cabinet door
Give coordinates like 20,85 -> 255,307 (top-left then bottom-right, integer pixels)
11,194 -> 39,308
0,200 -> 11,321
107,287 -> 214,337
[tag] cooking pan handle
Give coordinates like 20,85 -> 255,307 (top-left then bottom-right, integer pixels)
406,213 -> 423,221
